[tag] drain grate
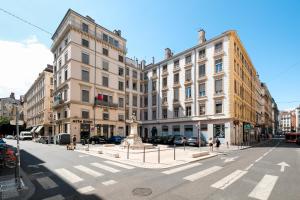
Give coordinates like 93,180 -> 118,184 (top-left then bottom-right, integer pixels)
132,188 -> 152,196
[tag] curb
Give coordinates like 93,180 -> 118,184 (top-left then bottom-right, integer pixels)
20,168 -> 35,200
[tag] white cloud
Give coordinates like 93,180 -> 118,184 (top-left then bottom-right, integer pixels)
0,36 -> 52,98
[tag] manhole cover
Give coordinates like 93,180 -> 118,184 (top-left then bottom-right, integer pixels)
132,188 -> 152,196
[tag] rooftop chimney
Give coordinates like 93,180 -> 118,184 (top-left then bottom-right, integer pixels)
10,92 -> 15,99
198,29 -> 206,44
164,48 -> 173,59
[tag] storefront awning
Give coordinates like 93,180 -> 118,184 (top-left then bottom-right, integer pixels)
30,126 -> 37,133
35,126 -> 43,133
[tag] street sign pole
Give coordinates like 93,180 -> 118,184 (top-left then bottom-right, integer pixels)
15,105 -> 21,189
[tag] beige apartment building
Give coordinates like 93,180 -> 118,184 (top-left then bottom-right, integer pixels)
51,9 -> 127,141
24,65 -> 54,136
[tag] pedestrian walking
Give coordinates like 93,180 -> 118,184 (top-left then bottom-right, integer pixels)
208,137 -> 213,151
216,137 -> 221,152
72,135 -> 77,148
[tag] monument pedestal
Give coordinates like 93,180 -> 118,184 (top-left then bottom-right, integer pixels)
121,116 -> 153,149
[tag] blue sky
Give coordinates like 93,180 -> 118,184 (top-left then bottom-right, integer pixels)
0,0 -> 299,110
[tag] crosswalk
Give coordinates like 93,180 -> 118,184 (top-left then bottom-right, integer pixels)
161,163 -> 279,200
36,160 -> 135,200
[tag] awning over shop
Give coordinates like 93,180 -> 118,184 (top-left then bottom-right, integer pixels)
30,126 -> 37,133
35,126 -> 43,133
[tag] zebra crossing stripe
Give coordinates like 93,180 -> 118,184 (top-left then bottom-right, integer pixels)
54,168 -> 83,183
162,163 -> 202,175
183,166 -> 223,182
90,162 -> 120,173
77,186 -> 95,194
104,161 -> 135,169
102,180 -> 117,186
74,165 -> 103,177
211,170 -> 247,190
36,176 -> 58,190
248,174 -> 278,200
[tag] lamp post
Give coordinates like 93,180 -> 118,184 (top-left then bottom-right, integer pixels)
6,102 -> 22,190
196,121 -> 201,151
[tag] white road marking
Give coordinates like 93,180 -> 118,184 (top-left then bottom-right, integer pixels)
224,156 -> 239,163
183,166 -> 223,182
36,176 -> 58,190
245,163 -> 254,171
74,165 -> 103,177
162,163 -> 202,175
102,180 -> 117,186
43,194 -> 64,200
248,174 -> 278,200
54,168 -> 83,183
104,161 -> 135,169
90,163 -> 120,173
211,170 -> 247,190
79,155 -> 89,158
77,186 -> 95,194
277,162 -> 290,172
27,164 -> 39,168
255,156 -> 263,162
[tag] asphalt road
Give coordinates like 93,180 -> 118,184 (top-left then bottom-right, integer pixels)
5,139 -> 300,200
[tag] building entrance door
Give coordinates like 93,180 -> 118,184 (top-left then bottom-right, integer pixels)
80,123 -> 90,140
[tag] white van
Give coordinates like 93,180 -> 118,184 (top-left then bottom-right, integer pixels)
19,131 -> 33,140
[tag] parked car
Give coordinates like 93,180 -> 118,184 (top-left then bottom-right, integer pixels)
89,136 -> 107,144
166,135 -> 177,145
108,136 -> 124,144
174,136 -> 187,145
5,135 -> 14,139
56,133 -> 70,145
296,137 -> 300,145
19,131 -> 32,140
187,136 -> 207,147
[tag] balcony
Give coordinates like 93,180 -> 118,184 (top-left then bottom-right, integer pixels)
53,99 -> 65,108
95,100 -> 118,109
151,74 -> 158,80
162,70 -> 169,77
184,62 -> 193,69
214,48 -> 225,57
197,55 -> 207,63
184,79 -> 193,86
173,65 -> 181,72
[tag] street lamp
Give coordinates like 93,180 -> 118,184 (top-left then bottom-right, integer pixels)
196,122 -> 201,151
6,101 -> 22,190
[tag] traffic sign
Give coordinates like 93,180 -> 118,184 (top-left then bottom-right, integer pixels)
10,120 -> 24,125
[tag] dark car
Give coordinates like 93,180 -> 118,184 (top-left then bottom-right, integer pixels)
89,136 -> 107,144
166,135 -> 177,145
108,136 -> 124,144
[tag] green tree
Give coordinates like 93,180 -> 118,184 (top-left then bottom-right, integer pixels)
0,116 -> 10,125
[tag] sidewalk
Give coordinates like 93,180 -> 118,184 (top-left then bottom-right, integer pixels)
74,140 -> 272,169
75,144 -> 218,169
0,168 -> 35,200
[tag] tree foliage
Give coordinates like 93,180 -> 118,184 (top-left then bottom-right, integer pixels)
0,116 -> 10,125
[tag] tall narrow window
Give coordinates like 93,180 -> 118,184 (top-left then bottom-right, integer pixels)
81,89 -> 89,103
82,23 -> 89,32
102,60 -> 109,71
103,48 -> 109,56
215,100 -> 223,114
185,69 -> 191,81
199,103 -> 206,115
174,73 -> 179,84
185,54 -> 192,64
185,106 -> 192,116
215,79 -> 223,94
185,86 -> 192,99
102,76 -> 109,87
81,70 -> 89,82
215,58 -> 223,73
82,39 -> 89,48
82,53 -> 89,65
174,88 -> 179,101
199,83 -> 206,97
199,64 -> 206,77
198,49 -> 206,59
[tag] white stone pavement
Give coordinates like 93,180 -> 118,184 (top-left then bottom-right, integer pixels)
73,143 -> 252,169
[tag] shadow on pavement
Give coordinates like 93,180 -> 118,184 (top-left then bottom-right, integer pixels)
20,149 -> 104,200
249,138 -> 300,149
